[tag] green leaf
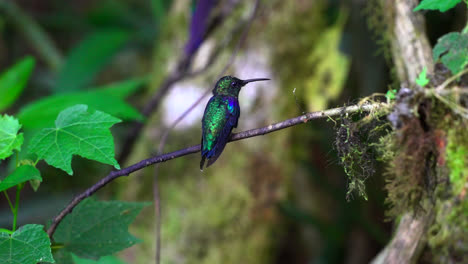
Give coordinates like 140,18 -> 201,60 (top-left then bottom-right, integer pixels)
414,0 -> 462,12
29,105 -> 121,175
55,30 -> 129,92
72,254 -> 127,264
415,66 -> 430,87
53,198 -> 150,259
53,251 -> 127,264
17,79 -> 144,130
0,115 -> 24,160
0,165 -> 41,192
0,224 -> 54,264
29,179 -> 41,192
386,89 -> 398,101
433,32 -> 468,74
52,249 -> 74,264
0,56 -> 35,111
97,78 -> 146,99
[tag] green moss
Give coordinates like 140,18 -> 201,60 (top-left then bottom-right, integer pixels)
424,117 -> 468,263
382,111 -> 439,217
446,128 -> 468,194
335,110 -> 391,200
428,197 -> 468,264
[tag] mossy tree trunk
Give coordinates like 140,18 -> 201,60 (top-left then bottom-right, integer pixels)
373,0 -> 468,263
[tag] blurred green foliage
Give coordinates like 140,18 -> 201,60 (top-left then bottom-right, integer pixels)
54,30 -> 130,92
0,57 -> 35,111
18,79 -> 144,130
0,0 -> 466,263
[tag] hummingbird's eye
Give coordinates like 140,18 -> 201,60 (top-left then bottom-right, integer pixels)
231,81 -> 237,87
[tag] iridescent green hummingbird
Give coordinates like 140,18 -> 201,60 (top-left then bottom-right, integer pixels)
200,76 -> 270,170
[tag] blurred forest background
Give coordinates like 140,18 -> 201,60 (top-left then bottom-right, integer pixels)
0,0 -> 467,263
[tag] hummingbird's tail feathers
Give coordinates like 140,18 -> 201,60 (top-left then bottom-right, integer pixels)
205,140 -> 228,168
200,156 -> 206,171
206,156 -> 217,168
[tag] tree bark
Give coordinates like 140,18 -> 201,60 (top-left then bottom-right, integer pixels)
372,1 -> 436,263
389,0 -> 433,85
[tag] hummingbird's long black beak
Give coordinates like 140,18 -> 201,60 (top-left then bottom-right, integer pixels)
241,78 -> 270,86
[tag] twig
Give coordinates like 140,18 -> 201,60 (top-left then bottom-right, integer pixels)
435,68 -> 468,91
46,101 -> 387,238
153,168 -> 161,264
0,0 -> 63,70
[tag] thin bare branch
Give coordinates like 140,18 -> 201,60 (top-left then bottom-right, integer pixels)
153,167 -> 161,264
46,101 -> 387,238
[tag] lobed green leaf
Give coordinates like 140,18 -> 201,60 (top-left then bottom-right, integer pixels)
53,198 -> 150,259
0,115 -> 24,160
0,224 -> 54,264
29,105 -> 121,175
433,32 -> 468,74
386,89 -> 398,101
415,66 -> 430,87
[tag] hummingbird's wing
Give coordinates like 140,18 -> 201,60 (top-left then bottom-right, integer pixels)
200,96 -> 240,169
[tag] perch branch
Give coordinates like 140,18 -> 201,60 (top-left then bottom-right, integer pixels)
46,101 -> 387,238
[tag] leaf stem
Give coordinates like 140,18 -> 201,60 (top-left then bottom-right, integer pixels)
3,191 -> 14,212
0,228 -> 13,235
12,183 -> 24,231
50,244 -> 65,250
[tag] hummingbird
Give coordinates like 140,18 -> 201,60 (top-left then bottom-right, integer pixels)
200,76 -> 269,170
